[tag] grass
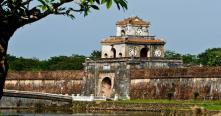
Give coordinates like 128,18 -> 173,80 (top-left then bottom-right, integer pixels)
112,99 -> 221,111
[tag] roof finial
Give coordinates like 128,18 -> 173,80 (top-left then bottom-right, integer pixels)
116,16 -> 149,26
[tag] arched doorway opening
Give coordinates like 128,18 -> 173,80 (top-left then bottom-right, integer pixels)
100,77 -> 112,97
119,53 -> 122,58
104,53 -> 108,58
121,30 -> 125,36
111,48 -> 116,58
140,48 -> 148,58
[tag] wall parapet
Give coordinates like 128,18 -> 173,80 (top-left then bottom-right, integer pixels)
130,67 -> 221,79
5,70 -> 84,94
7,70 -> 84,80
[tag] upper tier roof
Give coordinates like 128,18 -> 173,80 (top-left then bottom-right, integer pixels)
101,36 -> 165,45
116,16 -> 150,26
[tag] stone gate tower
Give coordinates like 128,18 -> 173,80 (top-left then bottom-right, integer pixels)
83,17 -> 182,99
101,16 -> 164,59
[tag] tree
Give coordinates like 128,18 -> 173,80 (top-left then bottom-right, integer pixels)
164,50 -> 182,60
90,50 -> 101,59
182,54 -> 198,65
0,0 -> 127,98
46,55 -> 85,70
198,48 -> 221,66
7,54 -> 86,71
8,57 -> 41,71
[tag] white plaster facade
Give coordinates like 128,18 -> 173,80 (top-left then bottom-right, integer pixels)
101,44 -> 127,58
116,25 -> 149,37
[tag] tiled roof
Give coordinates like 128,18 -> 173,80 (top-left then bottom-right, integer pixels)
101,37 -> 165,44
116,16 -> 150,26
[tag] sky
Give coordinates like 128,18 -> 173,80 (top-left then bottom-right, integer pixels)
8,0 -> 221,60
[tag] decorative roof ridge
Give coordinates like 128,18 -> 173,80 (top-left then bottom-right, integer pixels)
116,16 -> 150,25
101,36 -> 165,44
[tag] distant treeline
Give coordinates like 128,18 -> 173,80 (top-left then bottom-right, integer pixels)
7,54 -> 86,71
165,48 -> 221,67
7,48 -> 221,71
7,50 -> 101,71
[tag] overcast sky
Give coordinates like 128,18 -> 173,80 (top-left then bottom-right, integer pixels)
8,0 -> 221,60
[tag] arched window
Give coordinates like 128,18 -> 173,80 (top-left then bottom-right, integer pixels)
119,53 -> 122,57
111,48 -> 116,58
102,77 -> 111,87
140,47 -> 148,58
104,53 -> 108,58
121,30 -> 125,36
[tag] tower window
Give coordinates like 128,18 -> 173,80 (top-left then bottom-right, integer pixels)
140,47 -> 148,58
111,48 -> 116,58
104,53 -> 108,58
121,30 -> 125,36
119,53 -> 122,57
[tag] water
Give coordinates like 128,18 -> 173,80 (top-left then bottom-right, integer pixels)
0,109 -> 173,116
1,108 -> 220,116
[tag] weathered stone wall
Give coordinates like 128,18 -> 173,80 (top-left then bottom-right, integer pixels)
5,71 -> 84,94
82,60 -> 130,99
130,67 -> 221,79
130,67 -> 221,99
83,58 -> 182,99
5,67 -> 221,100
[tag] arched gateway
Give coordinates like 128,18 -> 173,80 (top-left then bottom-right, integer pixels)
100,77 -> 112,97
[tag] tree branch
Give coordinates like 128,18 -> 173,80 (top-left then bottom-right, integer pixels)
0,0 -> 4,4
19,0 -> 75,27
9,0 -> 127,29
21,0 -> 33,6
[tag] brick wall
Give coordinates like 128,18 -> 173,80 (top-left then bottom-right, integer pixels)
5,67 -> 221,99
5,71 -> 84,95
130,67 -> 221,99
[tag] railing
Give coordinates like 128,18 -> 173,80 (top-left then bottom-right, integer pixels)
3,89 -> 72,102
109,35 -> 156,40
86,57 -> 182,63
3,89 -> 108,102
72,94 -> 107,101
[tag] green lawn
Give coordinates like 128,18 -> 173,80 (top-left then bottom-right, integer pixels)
114,99 -> 221,111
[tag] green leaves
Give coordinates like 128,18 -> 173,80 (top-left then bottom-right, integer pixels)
101,0 -> 127,10
165,50 -> 182,60
2,0 -> 127,21
165,48 -> 221,66
95,0 -> 100,4
114,0 -> 127,10
80,0 -> 127,16
7,54 -> 86,71
90,50 -> 101,60
106,0 -> 112,9
37,0 -> 58,12
90,5 -> 99,10
1,0 -> 128,30
198,48 -> 221,66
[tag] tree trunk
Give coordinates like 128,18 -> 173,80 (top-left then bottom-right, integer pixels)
0,29 -> 15,99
